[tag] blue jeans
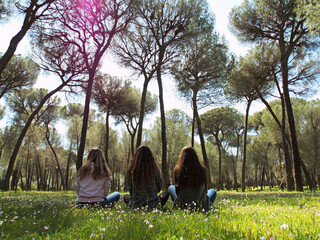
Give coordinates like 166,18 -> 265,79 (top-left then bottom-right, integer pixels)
77,191 -> 121,207
168,185 -> 217,204
101,191 -> 121,207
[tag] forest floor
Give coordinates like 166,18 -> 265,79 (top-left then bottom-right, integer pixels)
0,190 -> 319,239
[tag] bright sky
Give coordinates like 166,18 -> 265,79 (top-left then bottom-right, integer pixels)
0,0 -> 256,131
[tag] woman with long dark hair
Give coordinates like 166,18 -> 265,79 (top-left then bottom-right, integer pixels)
168,146 -> 217,211
127,145 -> 162,209
76,147 -> 120,207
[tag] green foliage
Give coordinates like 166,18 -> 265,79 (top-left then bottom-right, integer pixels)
0,105 -> 5,120
0,54 -> 39,99
0,191 -> 320,239
296,0 -> 320,35
6,88 -> 60,125
229,0 -> 309,43
0,0 -> 13,22
171,6 -> 231,106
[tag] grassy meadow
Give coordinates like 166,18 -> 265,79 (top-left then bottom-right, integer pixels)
0,190 -> 319,239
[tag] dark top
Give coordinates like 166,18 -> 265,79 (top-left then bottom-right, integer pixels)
127,169 -> 162,209
173,183 -> 209,211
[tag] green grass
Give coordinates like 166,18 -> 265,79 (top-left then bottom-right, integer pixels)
0,191 -> 319,239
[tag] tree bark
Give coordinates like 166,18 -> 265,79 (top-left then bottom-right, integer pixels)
259,93 -> 294,191
193,93 -> 212,186
105,111 -> 110,166
45,127 -> 65,190
191,109 -> 195,147
279,41 -> 303,191
156,63 -> 170,190
136,78 -> 151,148
241,99 -> 251,192
215,137 -> 222,191
260,164 -> 265,191
279,93 -> 295,191
76,72 -> 95,171
65,140 -> 73,190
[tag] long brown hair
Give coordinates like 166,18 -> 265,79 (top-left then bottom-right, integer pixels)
128,146 -> 159,187
78,147 -> 112,180
173,146 -> 207,188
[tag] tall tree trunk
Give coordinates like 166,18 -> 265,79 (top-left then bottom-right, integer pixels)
156,64 -> 170,190
136,77 -> 151,148
105,111 -> 110,166
124,143 -> 131,192
279,93 -> 295,191
19,168 -> 24,190
283,86 -> 303,191
36,155 -> 43,190
260,164 -> 265,191
45,127 -> 65,190
11,169 -> 18,190
2,81 -> 68,191
130,129 -> 137,158
193,94 -> 211,186
233,135 -> 241,191
254,163 -> 258,189
191,109 -> 195,147
215,138 -> 222,191
25,142 -> 31,190
258,93 -> 294,191
232,156 -> 238,191
76,71 -> 96,171
241,100 -> 251,192
279,44 -> 303,191
65,140 -> 73,190
299,157 -> 313,190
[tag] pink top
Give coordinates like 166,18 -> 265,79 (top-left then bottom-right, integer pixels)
76,163 -> 111,203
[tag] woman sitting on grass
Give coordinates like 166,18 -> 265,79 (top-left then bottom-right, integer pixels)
126,145 -> 162,209
76,147 -> 120,207
168,146 -> 217,211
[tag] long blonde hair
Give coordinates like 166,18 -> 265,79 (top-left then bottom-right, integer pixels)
78,147 -> 112,180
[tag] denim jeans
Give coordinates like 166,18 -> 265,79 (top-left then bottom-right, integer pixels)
168,185 -> 178,201
168,185 -> 217,204
101,191 -> 121,207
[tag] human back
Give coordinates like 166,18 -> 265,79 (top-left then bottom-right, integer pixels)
169,146 -> 216,211
127,146 -> 162,209
76,147 -> 119,206
173,146 -> 207,188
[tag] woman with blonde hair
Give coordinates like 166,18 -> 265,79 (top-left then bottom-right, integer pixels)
76,147 -> 120,207
126,145 -> 162,209
168,146 -> 217,211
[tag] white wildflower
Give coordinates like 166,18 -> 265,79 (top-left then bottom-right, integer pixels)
280,223 -> 289,229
